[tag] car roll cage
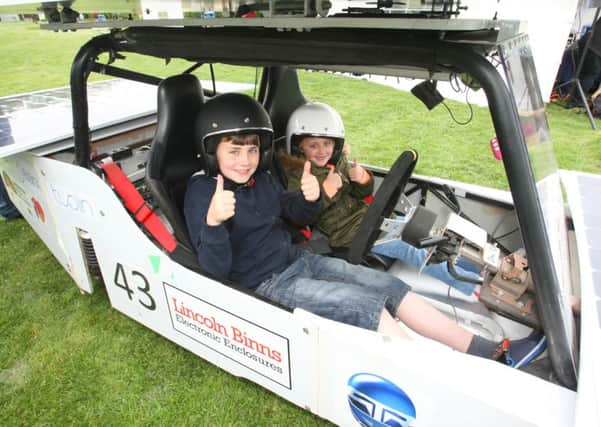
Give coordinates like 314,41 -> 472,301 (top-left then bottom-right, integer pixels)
69,25 -> 577,389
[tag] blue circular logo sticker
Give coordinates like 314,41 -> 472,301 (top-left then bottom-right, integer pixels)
348,373 -> 416,427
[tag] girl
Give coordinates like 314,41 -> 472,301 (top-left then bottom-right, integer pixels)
280,102 -> 482,296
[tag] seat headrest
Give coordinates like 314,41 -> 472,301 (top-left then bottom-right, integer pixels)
148,74 -> 205,182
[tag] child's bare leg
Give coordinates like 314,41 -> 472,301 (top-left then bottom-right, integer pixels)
377,309 -> 410,339
395,291 -> 472,352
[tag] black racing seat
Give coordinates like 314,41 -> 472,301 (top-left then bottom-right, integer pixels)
263,67 -> 308,143
261,66 -> 308,187
145,74 -> 204,256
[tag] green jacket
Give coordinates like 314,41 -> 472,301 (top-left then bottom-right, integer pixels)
286,156 -> 374,248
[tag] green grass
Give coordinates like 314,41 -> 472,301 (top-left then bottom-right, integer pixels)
0,22 -> 259,96
0,222 -> 327,425
0,0 -> 141,15
1,21 -> 600,426
299,72 -> 509,188
301,72 -> 601,188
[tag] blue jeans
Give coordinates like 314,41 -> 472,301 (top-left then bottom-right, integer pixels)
0,178 -> 20,220
371,240 -> 479,296
255,252 -> 410,331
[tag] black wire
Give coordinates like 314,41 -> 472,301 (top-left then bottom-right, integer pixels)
491,210 -> 515,238
441,89 -> 474,125
449,73 -> 462,92
493,227 -> 519,240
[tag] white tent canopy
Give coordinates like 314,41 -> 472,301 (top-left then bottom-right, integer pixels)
331,0 -> 592,105
461,0 -> 582,103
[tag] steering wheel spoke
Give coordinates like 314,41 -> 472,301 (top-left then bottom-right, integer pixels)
347,150 -> 419,264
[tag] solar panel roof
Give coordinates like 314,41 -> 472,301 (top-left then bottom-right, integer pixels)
0,78 -> 157,158
0,78 -> 254,159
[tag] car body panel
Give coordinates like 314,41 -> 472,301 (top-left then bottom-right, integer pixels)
0,151 -> 579,426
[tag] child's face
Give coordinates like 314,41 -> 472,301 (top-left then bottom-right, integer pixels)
300,137 -> 335,167
215,138 -> 260,183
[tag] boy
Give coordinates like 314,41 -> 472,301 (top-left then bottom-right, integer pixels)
184,92 -> 545,367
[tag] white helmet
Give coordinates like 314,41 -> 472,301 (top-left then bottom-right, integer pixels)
286,102 -> 345,164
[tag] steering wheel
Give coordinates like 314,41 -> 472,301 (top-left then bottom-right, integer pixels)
347,150 -> 418,264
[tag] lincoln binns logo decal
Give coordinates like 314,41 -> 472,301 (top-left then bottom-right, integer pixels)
163,283 -> 291,388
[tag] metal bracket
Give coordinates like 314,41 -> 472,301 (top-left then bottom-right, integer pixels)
397,193 -> 414,215
373,217 -> 409,246
373,194 -> 415,245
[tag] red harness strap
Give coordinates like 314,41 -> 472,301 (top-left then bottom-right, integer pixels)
101,162 -> 177,253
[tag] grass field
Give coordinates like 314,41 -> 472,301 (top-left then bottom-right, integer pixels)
0,0 -> 140,15
0,21 -> 600,426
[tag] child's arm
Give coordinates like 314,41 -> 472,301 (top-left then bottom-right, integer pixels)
184,176 -> 234,280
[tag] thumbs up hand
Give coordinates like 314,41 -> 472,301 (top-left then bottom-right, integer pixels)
322,164 -> 343,198
206,174 -> 236,225
348,159 -> 369,184
300,161 -> 320,202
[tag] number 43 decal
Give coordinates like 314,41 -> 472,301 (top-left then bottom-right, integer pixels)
113,262 -> 157,311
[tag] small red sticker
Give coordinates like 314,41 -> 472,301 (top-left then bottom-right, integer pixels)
490,136 -> 503,161
32,197 -> 45,223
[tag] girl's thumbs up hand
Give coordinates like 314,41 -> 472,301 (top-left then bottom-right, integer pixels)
323,164 -> 342,198
300,161 -> 320,202
348,159 -> 369,184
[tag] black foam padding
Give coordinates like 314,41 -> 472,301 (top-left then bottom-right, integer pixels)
411,80 -> 443,110
401,205 -> 438,247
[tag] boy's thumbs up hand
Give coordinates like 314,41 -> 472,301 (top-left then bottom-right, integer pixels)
300,161 -> 320,202
206,174 -> 236,225
323,164 -> 343,198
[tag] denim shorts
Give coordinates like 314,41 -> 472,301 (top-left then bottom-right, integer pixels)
255,252 -> 411,331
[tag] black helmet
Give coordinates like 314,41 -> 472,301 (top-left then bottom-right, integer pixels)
195,93 -> 274,177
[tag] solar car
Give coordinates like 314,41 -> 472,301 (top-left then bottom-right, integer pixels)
0,4 -> 598,425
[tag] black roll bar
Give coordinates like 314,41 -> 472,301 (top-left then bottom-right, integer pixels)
70,34 -> 163,168
90,63 -> 162,86
441,48 -> 577,389
71,35 -> 112,168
